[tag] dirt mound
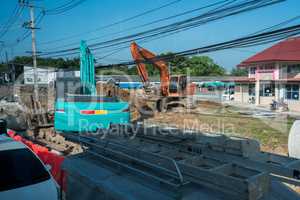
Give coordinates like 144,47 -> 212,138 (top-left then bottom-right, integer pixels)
96,82 -> 154,121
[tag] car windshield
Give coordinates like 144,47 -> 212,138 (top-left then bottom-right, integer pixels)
0,148 -> 50,192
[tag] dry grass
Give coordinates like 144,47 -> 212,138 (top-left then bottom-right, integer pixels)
146,101 -> 295,155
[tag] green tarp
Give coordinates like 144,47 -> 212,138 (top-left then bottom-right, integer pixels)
201,81 -> 235,88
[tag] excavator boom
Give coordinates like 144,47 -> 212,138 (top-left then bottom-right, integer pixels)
130,42 -> 170,96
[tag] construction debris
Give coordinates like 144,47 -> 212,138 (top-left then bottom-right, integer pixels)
60,124 -> 300,200
0,100 -> 28,131
96,81 -> 155,121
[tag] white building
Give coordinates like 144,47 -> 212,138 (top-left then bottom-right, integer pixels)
23,66 -> 80,85
24,66 -> 56,85
234,37 -> 300,112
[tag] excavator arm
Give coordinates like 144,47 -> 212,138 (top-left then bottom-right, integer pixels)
130,42 -> 170,96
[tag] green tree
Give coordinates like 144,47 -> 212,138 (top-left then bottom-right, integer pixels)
165,53 -> 189,75
97,54 -> 225,76
123,53 -> 225,76
10,54 -> 226,77
127,66 -> 138,75
231,68 -> 248,76
0,62 -> 7,71
11,56 -> 80,69
184,56 -> 225,76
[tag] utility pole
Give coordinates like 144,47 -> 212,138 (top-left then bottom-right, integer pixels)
21,1 -> 46,125
0,41 -> 5,64
5,51 -> 9,83
5,51 -> 8,68
29,5 -> 39,101
10,47 -> 15,83
0,41 -> 6,82
21,0 -> 40,101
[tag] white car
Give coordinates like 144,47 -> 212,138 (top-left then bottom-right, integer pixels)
0,135 -> 60,200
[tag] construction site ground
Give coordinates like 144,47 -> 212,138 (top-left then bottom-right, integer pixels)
145,101 -> 295,156
2,84 -> 300,197
0,85 -> 295,156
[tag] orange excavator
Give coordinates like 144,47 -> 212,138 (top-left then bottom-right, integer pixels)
130,42 -> 196,112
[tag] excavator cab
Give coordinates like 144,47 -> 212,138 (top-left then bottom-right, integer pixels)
169,75 -> 187,96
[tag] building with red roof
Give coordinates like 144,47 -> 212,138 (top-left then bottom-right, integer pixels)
234,37 -> 300,111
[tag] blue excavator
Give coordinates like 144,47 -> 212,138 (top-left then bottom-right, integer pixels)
54,41 -> 130,133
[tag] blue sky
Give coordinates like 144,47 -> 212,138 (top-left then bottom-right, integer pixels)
0,0 -> 300,71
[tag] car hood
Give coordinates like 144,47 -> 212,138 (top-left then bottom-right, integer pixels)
0,179 -> 58,200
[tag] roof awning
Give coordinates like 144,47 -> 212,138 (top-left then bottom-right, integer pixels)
200,81 -> 235,87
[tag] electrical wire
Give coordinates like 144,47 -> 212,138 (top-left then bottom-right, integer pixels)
42,0 -> 231,51
45,0 -> 88,15
38,0 -> 284,57
39,0 -> 184,45
6,11 -> 46,48
95,23 -> 300,68
37,2 -> 264,57
6,0 -> 86,51
1,0 -> 85,52
250,15 -> 300,35
89,0 -> 281,49
94,26 -> 193,61
0,3 -> 24,39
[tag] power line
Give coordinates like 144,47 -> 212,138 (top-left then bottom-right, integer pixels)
0,3 -> 24,39
88,0 -> 281,50
19,11 -> 45,42
95,23 -> 300,68
45,0 -> 88,15
96,9 -> 300,60
38,0 -> 184,45
3,10 -> 46,49
1,0 -> 85,52
42,0 -> 231,51
37,0 -> 236,58
95,13 -> 300,61
38,0 -> 285,57
250,14 -> 300,35
94,27 -> 193,61
35,0 -> 241,55
47,0 -> 239,60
